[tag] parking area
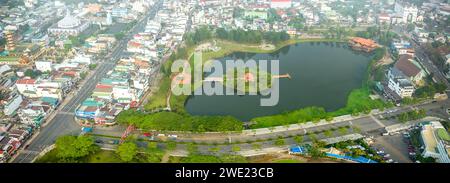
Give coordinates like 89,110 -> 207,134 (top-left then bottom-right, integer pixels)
372,134 -> 413,163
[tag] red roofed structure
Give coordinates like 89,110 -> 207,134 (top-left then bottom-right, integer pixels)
16,79 -> 36,85
348,37 -> 380,52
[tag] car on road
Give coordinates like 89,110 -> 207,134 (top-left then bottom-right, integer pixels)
108,140 -> 119,145
95,140 -> 104,144
168,134 -> 178,139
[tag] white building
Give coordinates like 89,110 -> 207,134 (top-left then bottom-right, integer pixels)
48,10 -> 90,36
71,54 -> 92,64
270,0 -> 292,9
15,79 -> 38,97
387,68 -> 415,98
394,2 -> 419,24
35,61 -> 53,72
15,79 -> 63,99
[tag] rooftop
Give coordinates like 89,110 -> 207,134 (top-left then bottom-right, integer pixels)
394,55 -> 421,78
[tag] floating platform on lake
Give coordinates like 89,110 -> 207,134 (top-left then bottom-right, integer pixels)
272,73 -> 291,79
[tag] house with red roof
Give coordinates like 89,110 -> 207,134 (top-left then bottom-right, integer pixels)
394,55 -> 424,84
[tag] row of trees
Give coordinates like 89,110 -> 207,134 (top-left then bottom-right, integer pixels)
414,82 -> 448,98
49,135 -> 164,163
397,109 -> 427,123
184,26 -> 291,46
355,26 -> 399,46
184,26 -> 213,46
116,110 -> 243,132
24,69 -> 42,79
216,28 -> 290,44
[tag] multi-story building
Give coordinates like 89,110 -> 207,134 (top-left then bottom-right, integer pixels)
387,67 -> 415,98
394,2 -> 419,24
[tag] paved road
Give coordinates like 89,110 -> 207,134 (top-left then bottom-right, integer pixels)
413,42 -> 450,88
12,1 -> 163,163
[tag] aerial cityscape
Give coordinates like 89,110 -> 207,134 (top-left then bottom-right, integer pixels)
0,0 -> 450,165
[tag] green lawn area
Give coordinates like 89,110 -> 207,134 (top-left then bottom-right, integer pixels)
437,128 -> 450,141
273,159 -> 303,163
36,149 -> 124,163
86,150 -> 123,163
35,149 -> 60,163
169,154 -> 248,163
144,76 -> 171,111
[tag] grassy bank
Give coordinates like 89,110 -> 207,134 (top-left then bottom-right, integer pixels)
36,149 -> 123,163
144,76 -> 171,111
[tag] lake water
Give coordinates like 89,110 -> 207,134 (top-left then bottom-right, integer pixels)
184,42 -> 372,121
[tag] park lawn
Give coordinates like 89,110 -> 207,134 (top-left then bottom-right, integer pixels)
202,38 -> 346,62
36,149 -> 123,163
329,87 -> 389,116
35,149 -> 60,163
169,154 -> 248,163
86,150 -> 122,163
437,128 -> 450,141
273,159 -> 304,163
144,76 -> 171,111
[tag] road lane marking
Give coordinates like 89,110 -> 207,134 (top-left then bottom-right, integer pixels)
370,115 -> 386,127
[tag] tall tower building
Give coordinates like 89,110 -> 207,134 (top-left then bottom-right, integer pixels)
106,12 -> 113,25
3,30 -> 16,51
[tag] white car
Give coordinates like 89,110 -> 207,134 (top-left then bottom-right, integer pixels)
168,134 -> 178,138
384,154 -> 391,158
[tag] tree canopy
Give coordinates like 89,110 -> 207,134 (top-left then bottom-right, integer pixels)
116,142 -> 138,162
116,110 -> 243,132
55,135 -> 98,160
